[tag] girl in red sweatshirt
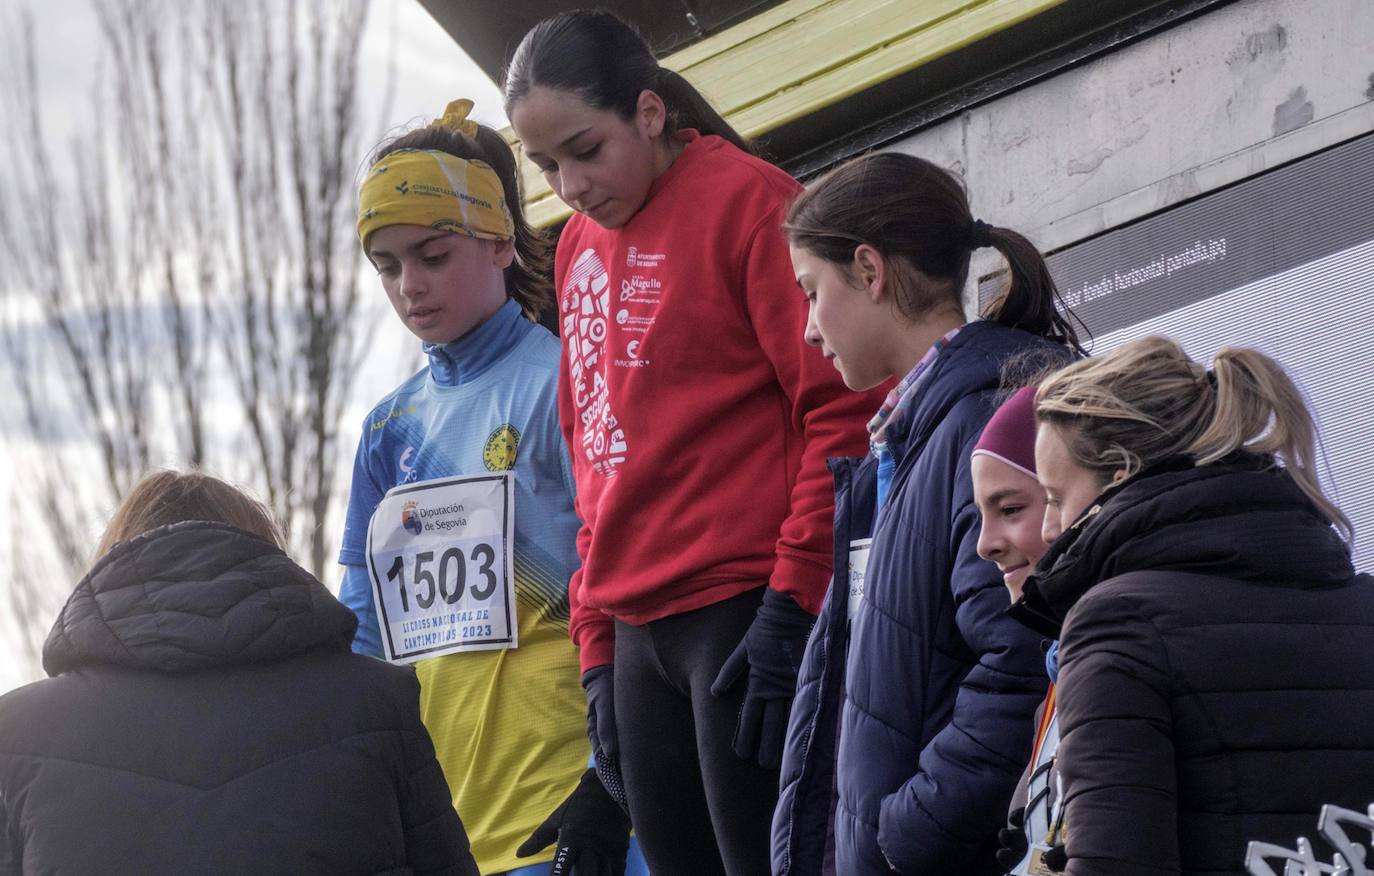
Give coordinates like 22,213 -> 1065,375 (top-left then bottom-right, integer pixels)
505,11 -> 885,874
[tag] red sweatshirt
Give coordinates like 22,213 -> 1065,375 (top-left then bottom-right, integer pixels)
556,132 -> 884,672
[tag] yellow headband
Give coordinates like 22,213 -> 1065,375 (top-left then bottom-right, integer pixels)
356,100 -> 514,249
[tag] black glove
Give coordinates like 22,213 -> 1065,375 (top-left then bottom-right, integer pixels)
583,666 -> 617,758
516,767 -> 631,876
709,588 -> 815,769
995,806 -> 1029,872
581,665 -> 629,810
994,806 -> 1067,874
1042,843 -> 1067,872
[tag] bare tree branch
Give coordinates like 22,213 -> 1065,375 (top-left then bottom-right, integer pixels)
0,0 -> 387,661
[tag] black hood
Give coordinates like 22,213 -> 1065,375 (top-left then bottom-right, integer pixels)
43,521 -> 358,676
1013,457 -> 1355,637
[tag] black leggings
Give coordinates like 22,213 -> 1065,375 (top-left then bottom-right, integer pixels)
614,586 -> 776,876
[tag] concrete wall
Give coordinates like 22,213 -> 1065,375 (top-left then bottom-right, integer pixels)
885,0 -> 1374,296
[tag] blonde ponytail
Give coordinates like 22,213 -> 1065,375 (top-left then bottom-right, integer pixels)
1195,346 -> 1351,539
1035,336 -> 1351,540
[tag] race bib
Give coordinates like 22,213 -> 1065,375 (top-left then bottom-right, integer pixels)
1012,721 -> 1065,876
366,473 -> 518,663
848,538 -> 872,621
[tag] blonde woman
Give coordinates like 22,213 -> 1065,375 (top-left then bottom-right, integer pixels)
1013,337 -> 1374,875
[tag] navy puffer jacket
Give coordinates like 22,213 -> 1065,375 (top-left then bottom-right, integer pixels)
774,321 -> 1070,875
1014,459 -> 1374,875
0,521 -> 477,876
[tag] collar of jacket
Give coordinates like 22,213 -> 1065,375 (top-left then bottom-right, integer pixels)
42,521 -> 358,677
1011,454 -> 1354,637
423,297 -> 527,387
879,320 -> 1072,465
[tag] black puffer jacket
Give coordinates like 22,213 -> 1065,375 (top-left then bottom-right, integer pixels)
0,522 -> 477,876
1014,459 -> 1374,876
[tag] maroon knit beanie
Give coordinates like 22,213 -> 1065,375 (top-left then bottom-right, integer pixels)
972,385 -> 1039,480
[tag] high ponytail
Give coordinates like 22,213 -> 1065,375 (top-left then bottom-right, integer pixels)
784,152 -> 1083,353
503,10 -> 749,152
1195,346 -> 1348,537
1035,336 -> 1351,540
367,121 -> 554,321
984,226 -> 1084,353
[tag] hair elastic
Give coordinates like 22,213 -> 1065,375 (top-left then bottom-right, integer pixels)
968,218 -> 995,249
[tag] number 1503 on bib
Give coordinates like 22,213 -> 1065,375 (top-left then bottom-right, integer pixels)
366,472 -> 518,663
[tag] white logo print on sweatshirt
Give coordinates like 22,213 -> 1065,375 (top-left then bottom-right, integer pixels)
563,248 -> 628,477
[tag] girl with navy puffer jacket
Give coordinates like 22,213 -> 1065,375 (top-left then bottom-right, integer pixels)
775,152 -> 1081,876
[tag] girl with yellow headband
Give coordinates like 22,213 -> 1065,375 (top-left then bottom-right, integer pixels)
341,100 -> 644,876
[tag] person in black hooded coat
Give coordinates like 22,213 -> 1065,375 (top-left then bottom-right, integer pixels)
0,470 -> 478,876
1012,337 -> 1374,876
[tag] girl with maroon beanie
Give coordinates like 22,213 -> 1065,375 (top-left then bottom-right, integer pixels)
972,386 -> 1066,874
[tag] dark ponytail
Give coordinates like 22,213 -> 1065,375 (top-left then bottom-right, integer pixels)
784,152 -> 1083,352
654,68 -> 750,153
503,9 -> 751,153
983,225 -> 1084,353
369,123 -> 554,321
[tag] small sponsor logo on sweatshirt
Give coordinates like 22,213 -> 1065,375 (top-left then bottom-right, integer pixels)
614,338 -> 649,368
625,246 -> 666,269
620,277 -> 661,302
614,309 -> 656,332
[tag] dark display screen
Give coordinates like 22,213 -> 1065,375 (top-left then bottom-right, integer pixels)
981,132 -> 1374,567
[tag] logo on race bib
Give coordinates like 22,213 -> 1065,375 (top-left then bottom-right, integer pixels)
483,424 -> 521,472
401,500 -> 423,536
